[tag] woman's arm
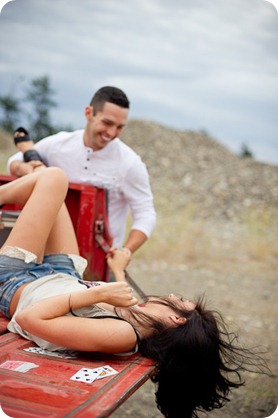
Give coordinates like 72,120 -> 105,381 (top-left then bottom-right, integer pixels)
106,247 -> 131,281
15,281 -> 138,352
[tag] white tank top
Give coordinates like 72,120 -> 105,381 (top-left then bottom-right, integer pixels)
8,274 -> 138,354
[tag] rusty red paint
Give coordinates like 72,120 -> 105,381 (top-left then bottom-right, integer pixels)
0,333 -> 156,417
0,176 -> 156,417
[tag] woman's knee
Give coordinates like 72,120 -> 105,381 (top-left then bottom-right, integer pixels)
38,167 -> 69,196
40,167 -> 68,185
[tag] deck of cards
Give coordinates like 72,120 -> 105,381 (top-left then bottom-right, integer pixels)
24,346 -> 78,359
70,365 -> 118,384
0,360 -> 38,373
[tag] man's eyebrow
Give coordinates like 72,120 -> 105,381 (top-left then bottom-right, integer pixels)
101,117 -> 126,129
102,118 -> 113,124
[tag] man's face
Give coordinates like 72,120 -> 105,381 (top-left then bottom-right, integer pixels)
85,102 -> 128,151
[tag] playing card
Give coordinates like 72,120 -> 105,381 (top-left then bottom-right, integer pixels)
96,365 -> 118,380
70,367 -> 101,383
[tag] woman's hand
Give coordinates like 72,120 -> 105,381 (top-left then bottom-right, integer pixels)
94,281 -> 138,307
106,248 -> 131,280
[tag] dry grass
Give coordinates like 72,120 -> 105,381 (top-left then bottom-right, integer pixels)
132,199 -> 278,271
0,130 -> 16,174
241,206 -> 278,260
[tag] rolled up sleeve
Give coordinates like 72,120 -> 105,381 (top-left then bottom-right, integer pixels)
123,158 -> 156,238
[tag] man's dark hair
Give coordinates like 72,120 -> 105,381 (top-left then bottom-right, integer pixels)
90,86 -> 130,115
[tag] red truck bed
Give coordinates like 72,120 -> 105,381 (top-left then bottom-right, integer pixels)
0,175 -> 156,417
0,175 -> 112,281
0,314 -> 156,418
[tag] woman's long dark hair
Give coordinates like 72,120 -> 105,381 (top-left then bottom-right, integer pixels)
119,295 -> 269,418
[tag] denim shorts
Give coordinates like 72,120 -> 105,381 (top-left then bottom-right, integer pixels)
0,254 -> 82,318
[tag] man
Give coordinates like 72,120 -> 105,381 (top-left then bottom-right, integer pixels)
8,86 -> 156,257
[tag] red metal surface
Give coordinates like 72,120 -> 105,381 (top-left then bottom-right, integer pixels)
0,333 -> 156,418
65,183 -> 113,281
0,174 -> 22,211
0,175 -> 113,281
0,175 -> 155,417
0,313 -> 9,336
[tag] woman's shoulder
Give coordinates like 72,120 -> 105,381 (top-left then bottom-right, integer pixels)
90,316 -> 138,354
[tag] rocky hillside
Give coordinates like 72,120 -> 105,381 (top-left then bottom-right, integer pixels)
1,122 -> 277,225
121,120 -> 278,224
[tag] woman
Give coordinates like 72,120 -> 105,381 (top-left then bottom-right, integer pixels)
0,168 -> 267,418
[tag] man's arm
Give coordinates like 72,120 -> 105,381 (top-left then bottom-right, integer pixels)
9,160 -> 44,177
8,149 -> 44,177
123,229 -> 148,254
7,133 -> 55,177
122,159 -> 156,254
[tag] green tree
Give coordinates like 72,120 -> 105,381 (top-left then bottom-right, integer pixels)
0,95 -> 21,132
240,143 -> 253,159
0,75 -> 73,138
26,75 -> 57,141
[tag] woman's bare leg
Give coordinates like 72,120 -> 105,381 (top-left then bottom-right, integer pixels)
44,203 -> 80,255
0,171 -> 44,206
0,168 -> 69,261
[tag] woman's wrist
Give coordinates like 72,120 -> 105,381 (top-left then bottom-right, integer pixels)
122,247 -> 132,257
69,286 -> 102,311
113,270 -> 126,282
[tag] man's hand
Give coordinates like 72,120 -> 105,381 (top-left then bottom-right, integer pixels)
10,160 -> 45,177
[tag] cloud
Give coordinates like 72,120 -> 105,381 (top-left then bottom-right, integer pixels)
0,0 -> 277,164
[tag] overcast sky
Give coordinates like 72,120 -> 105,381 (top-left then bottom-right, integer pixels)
0,0 -> 277,165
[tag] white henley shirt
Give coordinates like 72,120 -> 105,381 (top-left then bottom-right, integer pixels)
8,130 -> 156,247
